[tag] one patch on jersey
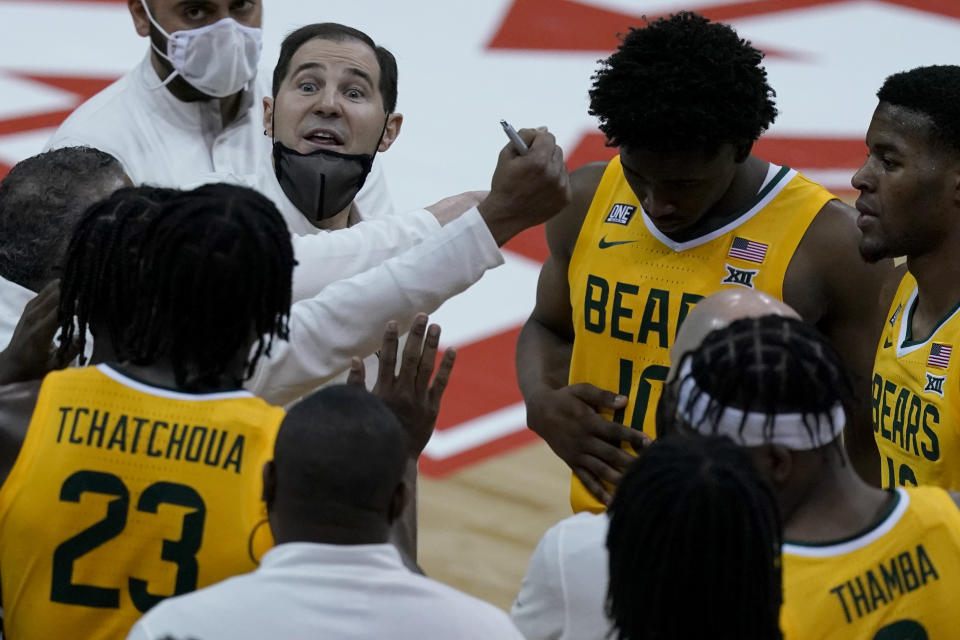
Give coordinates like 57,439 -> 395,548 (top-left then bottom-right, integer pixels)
722,264 -> 759,289
924,372 -> 947,397
727,236 -> 768,263
927,343 -> 952,369
889,303 -> 902,327
604,203 -> 637,226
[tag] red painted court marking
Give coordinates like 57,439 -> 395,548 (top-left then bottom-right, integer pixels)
0,74 -> 116,179
489,0 -> 960,53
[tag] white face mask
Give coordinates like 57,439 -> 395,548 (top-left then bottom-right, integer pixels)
140,0 -> 262,98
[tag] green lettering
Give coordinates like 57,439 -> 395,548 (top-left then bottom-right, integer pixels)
86,410 -> 109,448
880,381 -> 895,440
879,557 -> 903,600
223,435 -> 245,474
147,421 -> 168,458
865,569 -> 888,610
69,407 -> 88,444
905,395 -> 922,457
891,389 -> 908,449
56,407 -> 73,443
921,405 -> 940,461
610,282 -> 638,342
637,288 -> 670,348
898,551 -> 920,590
584,275 -> 608,334
917,544 -> 939,584
106,415 -> 128,452
829,584 -> 853,624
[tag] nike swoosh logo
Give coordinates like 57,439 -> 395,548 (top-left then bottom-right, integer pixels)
598,236 -> 636,249
884,338 -> 893,349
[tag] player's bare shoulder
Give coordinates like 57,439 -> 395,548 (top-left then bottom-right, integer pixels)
784,198 -> 897,324
545,161 -> 608,260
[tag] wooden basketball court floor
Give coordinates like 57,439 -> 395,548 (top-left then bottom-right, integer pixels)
419,439 -> 570,610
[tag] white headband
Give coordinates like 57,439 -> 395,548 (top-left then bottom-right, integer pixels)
673,359 -> 845,450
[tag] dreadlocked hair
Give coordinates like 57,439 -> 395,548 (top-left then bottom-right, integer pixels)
606,433 -> 784,640
125,183 -> 294,390
666,315 -> 855,448
589,11 -> 777,153
57,186 -> 180,366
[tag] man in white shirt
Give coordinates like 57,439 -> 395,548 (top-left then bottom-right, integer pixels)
0,147 -> 129,349
127,343 -> 524,640
236,23 -> 571,403
44,0 -> 392,217
510,289 -> 797,640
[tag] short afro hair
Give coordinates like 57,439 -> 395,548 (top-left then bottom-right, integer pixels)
589,12 -> 777,153
877,65 -> 960,155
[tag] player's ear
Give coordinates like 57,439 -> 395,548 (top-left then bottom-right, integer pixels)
262,461 -> 277,509
387,479 -> 410,524
263,98 -> 274,138
128,0 -> 151,38
379,113 -> 403,153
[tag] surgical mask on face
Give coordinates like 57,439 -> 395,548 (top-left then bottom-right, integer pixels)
273,143 -> 374,223
140,0 -> 262,98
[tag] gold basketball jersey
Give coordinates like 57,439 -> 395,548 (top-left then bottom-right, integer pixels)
873,272 -> 960,490
0,365 -> 285,640
782,487 -> 960,640
567,156 -> 834,512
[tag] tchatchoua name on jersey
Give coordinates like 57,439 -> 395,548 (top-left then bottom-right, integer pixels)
54,406 -> 245,474
828,544 -> 939,624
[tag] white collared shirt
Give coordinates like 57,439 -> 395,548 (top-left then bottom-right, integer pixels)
127,542 -> 524,640
511,512 -> 612,640
0,275 -> 34,350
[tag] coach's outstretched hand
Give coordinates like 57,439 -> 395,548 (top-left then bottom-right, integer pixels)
348,313 -> 456,458
479,126 -> 572,247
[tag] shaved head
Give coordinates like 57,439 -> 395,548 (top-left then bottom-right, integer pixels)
268,385 -> 409,532
668,289 -> 799,381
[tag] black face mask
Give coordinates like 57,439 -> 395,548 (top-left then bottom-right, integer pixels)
272,143 -> 374,223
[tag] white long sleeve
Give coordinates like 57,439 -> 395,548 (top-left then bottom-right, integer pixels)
289,208 -> 439,302
246,207 -> 502,406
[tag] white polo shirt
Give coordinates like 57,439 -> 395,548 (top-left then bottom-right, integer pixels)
127,542 -> 525,640
511,512 -> 612,640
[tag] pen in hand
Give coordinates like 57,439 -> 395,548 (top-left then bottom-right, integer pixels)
500,120 -> 529,155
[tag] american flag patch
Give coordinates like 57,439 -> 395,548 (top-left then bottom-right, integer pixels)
928,343 -> 953,369
728,237 -> 768,263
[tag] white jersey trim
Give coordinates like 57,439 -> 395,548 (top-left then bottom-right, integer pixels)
782,488 -> 910,558
640,164 -> 796,253
96,364 -> 255,401
896,286 -> 960,358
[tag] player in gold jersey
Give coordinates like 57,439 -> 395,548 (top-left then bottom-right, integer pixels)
853,66 -> 960,491
664,310 -> 960,640
517,12 -> 895,512
0,184 -> 294,640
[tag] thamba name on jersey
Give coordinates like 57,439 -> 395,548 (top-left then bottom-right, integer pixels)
783,487 -> 960,640
566,155 -> 834,513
